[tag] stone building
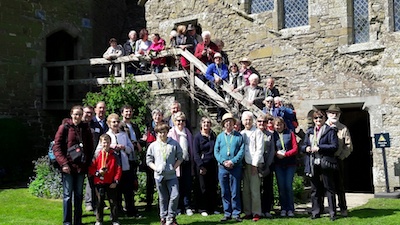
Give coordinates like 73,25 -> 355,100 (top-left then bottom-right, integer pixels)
0,0 -> 145,182
140,0 -> 400,193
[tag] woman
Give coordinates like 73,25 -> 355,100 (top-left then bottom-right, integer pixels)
302,110 -> 338,221
257,114 -> 275,218
193,117 -> 218,216
104,113 -> 135,218
135,28 -> 152,74
53,105 -> 94,225
273,117 -> 298,217
148,33 -> 166,74
167,111 -> 194,216
142,109 -> 164,212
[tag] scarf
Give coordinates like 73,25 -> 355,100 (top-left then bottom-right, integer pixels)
176,127 -> 189,161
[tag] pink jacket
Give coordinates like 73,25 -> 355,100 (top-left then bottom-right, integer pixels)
148,38 -> 166,65
167,127 -> 194,176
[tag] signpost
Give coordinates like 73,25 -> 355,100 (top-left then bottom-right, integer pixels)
374,133 -> 391,193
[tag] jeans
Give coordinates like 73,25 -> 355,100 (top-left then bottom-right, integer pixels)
95,184 -> 118,223
178,161 -> 192,210
275,165 -> 296,211
62,172 -> 85,225
156,177 -> 179,220
218,165 -> 242,218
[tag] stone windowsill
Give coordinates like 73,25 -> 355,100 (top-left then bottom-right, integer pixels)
270,25 -> 311,38
338,41 -> 385,54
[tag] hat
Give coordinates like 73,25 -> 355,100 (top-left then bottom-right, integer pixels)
239,57 -> 251,65
326,104 -> 341,113
214,52 -> 222,59
263,96 -> 274,104
187,24 -> 195,31
221,113 -> 236,125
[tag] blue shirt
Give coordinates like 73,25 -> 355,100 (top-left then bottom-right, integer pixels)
214,130 -> 245,166
205,63 -> 229,89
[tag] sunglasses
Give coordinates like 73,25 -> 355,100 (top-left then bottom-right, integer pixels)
314,116 -> 324,119
176,119 -> 185,122
257,120 -> 266,123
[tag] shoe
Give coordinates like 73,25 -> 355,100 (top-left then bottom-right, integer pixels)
186,208 -> 194,216
112,222 -> 120,225
252,214 -> 260,222
176,209 -> 182,215
287,210 -> 295,217
341,209 -> 348,217
220,216 -> 231,222
264,212 -> 273,218
234,217 -> 243,222
330,215 -> 336,221
310,214 -> 321,220
201,212 -> 208,216
94,222 -> 102,225
160,218 -> 166,225
280,210 -> 287,217
242,214 -> 252,220
86,205 -> 94,212
213,211 -> 221,214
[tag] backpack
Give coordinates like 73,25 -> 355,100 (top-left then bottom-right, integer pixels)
48,124 -> 69,169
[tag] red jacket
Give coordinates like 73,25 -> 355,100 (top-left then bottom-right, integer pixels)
194,41 -> 219,65
89,149 -> 122,185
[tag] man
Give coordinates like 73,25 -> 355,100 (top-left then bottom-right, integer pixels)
214,39 -> 229,65
85,101 -> 108,212
274,97 -> 295,131
214,113 -> 245,222
243,74 -> 265,110
262,96 -> 278,117
194,31 -> 219,66
123,30 -> 139,74
264,77 -> 280,97
326,104 -> 353,217
165,101 -> 191,131
82,105 -> 94,123
185,24 -> 202,54
240,111 -> 264,222
118,105 -> 143,218
205,52 -> 229,89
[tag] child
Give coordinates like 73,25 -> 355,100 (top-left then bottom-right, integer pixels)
146,123 -> 183,225
89,134 -> 122,225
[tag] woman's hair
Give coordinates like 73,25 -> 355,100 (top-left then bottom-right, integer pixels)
139,28 -> 149,39
200,117 -> 212,126
109,38 -> 117,44
154,123 -> 169,133
70,105 -> 83,114
201,31 -> 211,39
151,109 -> 163,117
172,111 -> 186,122
177,25 -> 187,35
229,62 -> 238,69
273,117 -> 286,128
106,113 -> 120,126
241,111 -> 254,122
99,133 -> 111,143
313,110 -> 326,119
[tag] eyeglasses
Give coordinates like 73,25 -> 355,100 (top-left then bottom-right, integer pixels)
84,111 -> 93,114
267,118 -> 274,121
266,101 -> 273,103
176,119 -> 185,123
257,120 -> 266,123
314,116 -> 324,119
202,121 -> 211,124
112,120 -> 120,123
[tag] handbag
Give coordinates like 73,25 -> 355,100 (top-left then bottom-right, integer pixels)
67,128 -> 85,164
321,156 -> 338,170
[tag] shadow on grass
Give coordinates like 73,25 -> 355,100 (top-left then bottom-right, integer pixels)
349,208 -> 400,218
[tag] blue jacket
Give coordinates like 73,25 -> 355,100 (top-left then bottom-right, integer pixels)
214,130 -> 245,167
274,129 -> 298,166
205,63 -> 229,89
276,106 -> 295,131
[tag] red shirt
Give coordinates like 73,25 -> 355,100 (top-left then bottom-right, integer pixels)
89,149 -> 122,185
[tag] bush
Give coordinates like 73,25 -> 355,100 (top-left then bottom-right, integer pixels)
28,155 -> 62,199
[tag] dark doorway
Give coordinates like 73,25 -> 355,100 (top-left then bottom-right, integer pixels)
340,107 -> 374,193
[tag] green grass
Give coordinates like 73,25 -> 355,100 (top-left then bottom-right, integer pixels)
1,188 -> 400,224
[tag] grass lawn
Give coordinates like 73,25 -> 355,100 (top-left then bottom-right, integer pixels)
1,188 -> 400,225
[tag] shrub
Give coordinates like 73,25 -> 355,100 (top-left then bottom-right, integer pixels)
28,155 -> 62,199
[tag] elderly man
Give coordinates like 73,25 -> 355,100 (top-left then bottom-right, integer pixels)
326,104 -> 353,217
243,74 -> 265,110
214,113 -> 245,222
265,77 -> 280,97
185,24 -> 202,53
194,31 -> 219,66
263,96 -> 278,117
240,111 -> 264,222
205,52 -> 229,89
274,97 -> 295,131
165,101 -> 191,131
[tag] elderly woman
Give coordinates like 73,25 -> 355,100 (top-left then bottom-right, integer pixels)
101,113 -> 135,218
240,111 -> 264,222
302,110 -> 338,221
194,31 -> 219,66
273,117 -> 298,217
142,109 -> 164,212
167,111 -> 194,216
193,117 -> 218,216
53,105 -> 94,225
135,28 -> 152,74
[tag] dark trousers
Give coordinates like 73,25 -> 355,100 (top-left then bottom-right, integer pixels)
197,162 -> 218,213
117,170 -> 137,215
310,165 -> 336,217
95,184 -> 118,223
178,161 -> 193,211
334,159 -> 347,211
261,170 -> 274,213
145,166 -> 155,209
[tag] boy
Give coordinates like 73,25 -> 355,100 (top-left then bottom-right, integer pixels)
89,134 -> 122,225
146,123 -> 183,225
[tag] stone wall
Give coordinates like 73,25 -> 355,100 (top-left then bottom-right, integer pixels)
144,0 -> 400,192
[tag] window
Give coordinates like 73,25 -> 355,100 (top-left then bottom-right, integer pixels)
353,0 -> 369,43
394,0 -> 400,31
283,0 -> 308,28
251,0 -> 274,14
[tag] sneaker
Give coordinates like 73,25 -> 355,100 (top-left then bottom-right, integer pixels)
201,212 -> 208,216
112,222 -> 120,225
220,216 -> 231,222
264,212 -> 273,218
94,222 -> 102,225
341,209 -> 348,217
252,214 -> 261,222
287,210 -> 295,217
280,210 -> 287,217
186,208 -> 194,216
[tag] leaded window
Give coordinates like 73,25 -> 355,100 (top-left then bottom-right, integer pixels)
251,0 -> 274,14
283,0 -> 309,28
353,0 -> 369,43
394,0 -> 400,31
